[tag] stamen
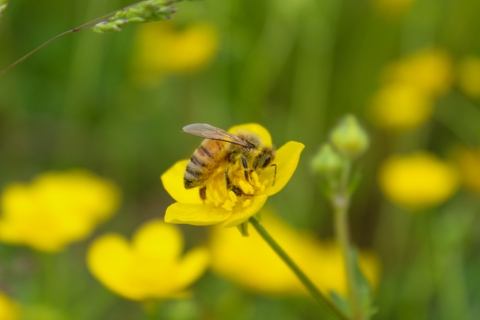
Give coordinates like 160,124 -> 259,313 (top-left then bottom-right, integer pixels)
239,180 -> 254,195
228,191 -> 238,204
202,159 -> 269,211
222,200 -> 235,211
251,172 -> 261,187
213,190 -> 221,205
257,185 -> 265,194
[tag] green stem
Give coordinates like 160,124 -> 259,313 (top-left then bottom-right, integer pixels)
333,197 -> 362,320
248,216 -> 348,320
333,160 -> 363,320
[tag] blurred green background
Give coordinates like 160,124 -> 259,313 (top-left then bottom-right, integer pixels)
1,0 -> 480,319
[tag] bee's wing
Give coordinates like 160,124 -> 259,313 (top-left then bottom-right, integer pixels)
183,123 -> 250,147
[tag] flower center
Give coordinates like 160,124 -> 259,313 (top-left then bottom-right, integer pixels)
202,161 -> 271,211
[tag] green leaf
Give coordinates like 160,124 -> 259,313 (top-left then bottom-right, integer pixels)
329,290 -> 351,317
352,249 -> 377,318
347,168 -> 362,196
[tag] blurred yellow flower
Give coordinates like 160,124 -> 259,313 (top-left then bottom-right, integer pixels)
0,291 -> 20,320
161,124 -> 304,227
132,21 -> 219,84
453,146 -> 480,193
369,49 -> 452,130
0,170 -> 120,252
457,56 -> 480,97
384,49 -> 453,96
209,210 -> 380,297
378,152 -> 459,210
370,0 -> 415,17
87,220 -> 209,301
368,82 -> 434,130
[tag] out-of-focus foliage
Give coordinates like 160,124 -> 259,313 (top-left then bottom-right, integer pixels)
457,56 -> 480,98
1,0 -> 480,319
453,146 -> 480,193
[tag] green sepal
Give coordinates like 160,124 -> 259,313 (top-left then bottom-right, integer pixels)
236,221 -> 249,237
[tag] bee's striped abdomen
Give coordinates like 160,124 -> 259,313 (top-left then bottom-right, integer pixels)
184,140 -> 226,189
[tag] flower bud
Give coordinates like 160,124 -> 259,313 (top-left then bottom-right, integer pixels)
330,114 -> 369,158
311,144 -> 343,177
92,21 -> 123,34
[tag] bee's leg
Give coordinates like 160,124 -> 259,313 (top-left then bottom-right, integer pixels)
224,168 -> 232,190
199,186 -> 207,200
225,167 -> 245,196
271,164 -> 277,186
241,156 -> 250,181
232,186 -> 243,196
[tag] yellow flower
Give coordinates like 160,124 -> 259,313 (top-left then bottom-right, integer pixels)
0,170 -> 120,252
132,21 -> 219,85
87,220 -> 209,301
161,124 -> 305,227
209,209 -> 380,296
453,146 -> 480,193
368,82 -> 434,130
370,0 -> 415,17
0,291 -> 20,320
369,49 -> 453,130
378,152 -> 459,210
457,56 -> 480,97
384,49 -> 453,96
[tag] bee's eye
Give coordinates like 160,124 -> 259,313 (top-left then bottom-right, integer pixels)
261,155 -> 271,168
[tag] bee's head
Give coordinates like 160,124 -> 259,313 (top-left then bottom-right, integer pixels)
253,147 -> 276,170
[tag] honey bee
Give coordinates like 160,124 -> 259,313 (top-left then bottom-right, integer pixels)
183,123 -> 276,200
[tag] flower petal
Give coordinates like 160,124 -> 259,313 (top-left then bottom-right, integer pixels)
228,123 -> 272,147
175,247 -> 210,289
221,195 -> 268,227
87,234 -> 141,300
161,160 -> 202,204
264,141 -> 305,196
133,220 -> 183,260
165,203 -> 231,226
